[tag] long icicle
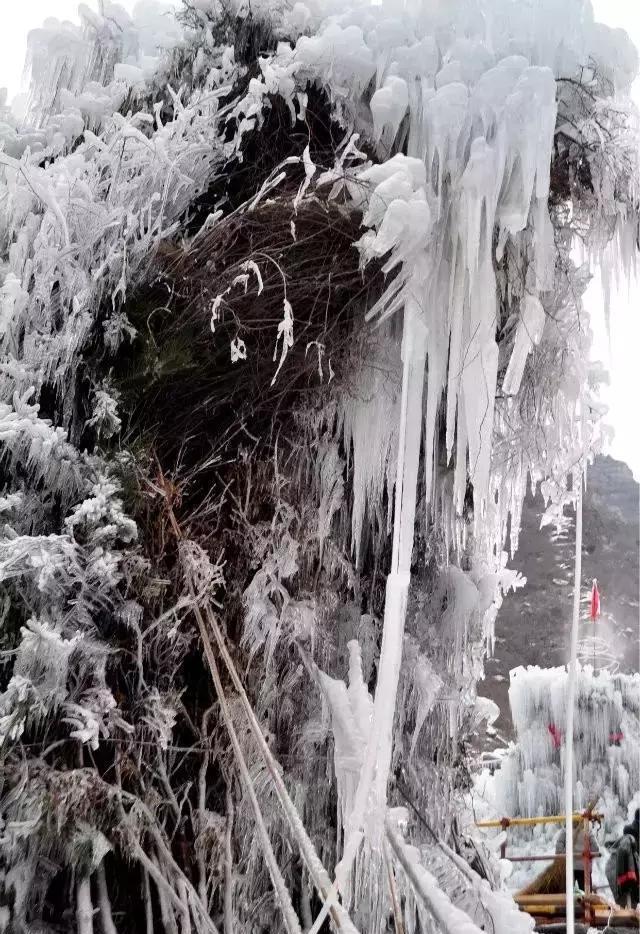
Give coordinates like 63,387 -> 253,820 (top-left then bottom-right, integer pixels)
343,299 -> 428,860
307,300 -> 429,932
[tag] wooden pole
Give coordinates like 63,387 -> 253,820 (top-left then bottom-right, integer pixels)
583,813 -> 592,926
505,853 -> 599,864
500,817 -> 509,859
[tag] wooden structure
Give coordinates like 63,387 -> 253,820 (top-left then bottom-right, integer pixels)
475,810 -> 640,930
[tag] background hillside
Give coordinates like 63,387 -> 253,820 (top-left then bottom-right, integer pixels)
479,456 -> 640,745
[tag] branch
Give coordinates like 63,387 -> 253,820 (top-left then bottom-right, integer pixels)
160,483 -> 358,934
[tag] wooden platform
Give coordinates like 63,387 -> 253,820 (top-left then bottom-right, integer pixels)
592,904 -> 640,928
515,892 -> 639,929
478,812 -> 638,930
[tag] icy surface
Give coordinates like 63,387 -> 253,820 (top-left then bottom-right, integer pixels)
476,665 -> 639,832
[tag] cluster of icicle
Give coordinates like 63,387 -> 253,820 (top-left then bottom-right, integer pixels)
256,0 -> 637,561
258,3 -> 638,909
2,0 -> 634,562
479,664 -> 640,827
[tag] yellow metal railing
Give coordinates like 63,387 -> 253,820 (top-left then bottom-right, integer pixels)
474,809 -> 603,925
475,811 -> 603,830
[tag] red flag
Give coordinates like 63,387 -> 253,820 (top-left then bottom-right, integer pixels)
590,579 -> 600,621
548,723 -> 563,749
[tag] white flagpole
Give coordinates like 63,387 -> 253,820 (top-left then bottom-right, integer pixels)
592,579 -> 598,675
565,450 -> 585,934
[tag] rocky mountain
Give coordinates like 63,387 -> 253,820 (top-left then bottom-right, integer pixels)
479,456 -> 639,744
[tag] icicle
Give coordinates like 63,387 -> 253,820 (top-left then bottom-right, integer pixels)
340,340 -> 401,566
502,294 -> 546,396
338,298 -> 428,895
370,76 -> 409,143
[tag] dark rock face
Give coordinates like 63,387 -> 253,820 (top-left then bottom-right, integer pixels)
479,456 -> 639,743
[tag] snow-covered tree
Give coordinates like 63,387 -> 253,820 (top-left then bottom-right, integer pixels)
0,0 -> 638,932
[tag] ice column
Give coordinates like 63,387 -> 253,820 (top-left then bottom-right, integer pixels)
340,295 -> 428,877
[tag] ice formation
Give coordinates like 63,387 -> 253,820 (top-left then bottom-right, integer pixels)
0,0 -> 638,931
479,665 -> 640,825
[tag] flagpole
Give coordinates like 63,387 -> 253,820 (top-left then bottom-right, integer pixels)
592,579 -> 598,675
565,452 -> 585,934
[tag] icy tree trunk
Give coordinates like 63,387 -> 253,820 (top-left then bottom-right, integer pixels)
342,300 -> 428,864
96,863 -> 118,934
169,500 -> 359,933
181,589 -> 302,934
77,876 -> 95,934
565,460 -> 584,934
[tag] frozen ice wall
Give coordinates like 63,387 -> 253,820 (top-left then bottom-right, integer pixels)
481,665 -> 640,827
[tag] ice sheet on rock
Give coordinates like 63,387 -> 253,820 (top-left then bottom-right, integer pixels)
389,36 -> 439,85
498,67 -> 557,234
424,82 -> 469,202
471,55 -> 529,132
341,33 -> 559,543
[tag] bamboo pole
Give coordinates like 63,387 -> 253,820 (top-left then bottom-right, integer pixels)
96,863 -> 118,934
76,876 -> 95,934
475,812 -> 602,829
223,787 -> 234,934
515,892 -> 607,908
162,493 -> 358,934
384,843 -> 405,934
184,588 -> 303,934
506,853 -> 599,863
583,814 -> 592,926
385,822 -> 484,934
514,893 -> 580,905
